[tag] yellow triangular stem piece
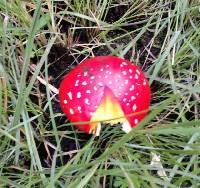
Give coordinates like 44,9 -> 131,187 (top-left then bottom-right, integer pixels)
90,87 -> 131,135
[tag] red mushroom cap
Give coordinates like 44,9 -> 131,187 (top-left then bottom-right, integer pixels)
59,56 -> 151,135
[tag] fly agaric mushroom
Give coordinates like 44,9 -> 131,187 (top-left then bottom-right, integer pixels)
59,56 -> 151,136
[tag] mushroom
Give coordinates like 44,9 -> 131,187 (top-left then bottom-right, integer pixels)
59,56 -> 151,136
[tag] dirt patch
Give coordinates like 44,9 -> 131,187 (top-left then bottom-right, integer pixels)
105,4 -> 130,23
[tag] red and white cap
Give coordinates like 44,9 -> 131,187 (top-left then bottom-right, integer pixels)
59,56 -> 151,136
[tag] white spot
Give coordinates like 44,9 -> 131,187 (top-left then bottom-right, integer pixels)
100,68 -> 104,71
136,69 -> 141,75
131,96 -> 136,100
143,81 -> 147,85
134,119 -> 138,124
132,104 -> 137,111
85,98 -> 90,105
77,74 -> 81,77
75,80 -> 79,86
86,90 -> 91,94
89,112 -> 94,116
121,121 -> 132,133
105,75 -> 108,78
69,108 -> 74,115
90,76 -> 95,79
98,82 -> 103,86
136,83 -> 141,86
122,71 -> 127,75
67,92 -> 72,100
95,123 -> 101,136
94,86 -> 98,91
118,93 -> 122,96
117,74 -> 121,78
64,100 -> 67,104
106,65 -> 109,68
84,72 -> 88,77
135,74 -> 139,79
78,106 -> 81,111
82,81 -> 87,86
125,80 -> 128,84
109,81 -> 112,85
109,71 -> 112,75
120,64 -> 124,68
94,105 -> 98,109
106,70 -> 109,74
98,75 -> 102,78
125,93 -> 128,96
130,76 -> 133,79
121,83 -> 124,87
123,98 -> 127,102
129,69 -> 133,73
126,103 -> 130,106
90,81 -> 93,84
122,61 -> 127,65
129,85 -> 135,91
136,93 -> 139,96
77,92 -> 81,98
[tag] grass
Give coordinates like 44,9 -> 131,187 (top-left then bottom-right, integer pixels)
0,0 -> 200,187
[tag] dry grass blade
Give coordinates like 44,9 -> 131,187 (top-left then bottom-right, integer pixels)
29,64 -> 59,94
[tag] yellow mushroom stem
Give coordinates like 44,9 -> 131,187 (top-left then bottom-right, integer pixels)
90,87 -> 132,136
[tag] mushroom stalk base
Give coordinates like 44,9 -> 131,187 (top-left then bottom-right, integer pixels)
90,120 -> 132,136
